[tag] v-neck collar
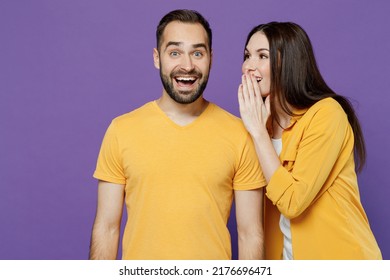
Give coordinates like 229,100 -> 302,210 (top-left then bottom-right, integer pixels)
151,101 -> 214,130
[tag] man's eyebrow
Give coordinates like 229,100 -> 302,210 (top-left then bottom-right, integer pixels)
164,42 -> 208,51
192,43 -> 208,50
165,41 -> 182,51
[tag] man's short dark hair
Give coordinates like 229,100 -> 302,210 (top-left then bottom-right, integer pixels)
156,9 -> 212,51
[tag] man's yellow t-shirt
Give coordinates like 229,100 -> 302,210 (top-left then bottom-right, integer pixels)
94,101 -> 266,259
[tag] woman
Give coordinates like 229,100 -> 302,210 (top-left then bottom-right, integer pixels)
238,22 -> 382,259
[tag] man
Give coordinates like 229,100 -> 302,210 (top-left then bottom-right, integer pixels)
89,9 -> 266,260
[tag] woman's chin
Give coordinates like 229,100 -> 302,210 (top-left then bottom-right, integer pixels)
261,94 -> 270,102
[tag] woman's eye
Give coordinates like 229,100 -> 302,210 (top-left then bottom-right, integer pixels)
244,54 -> 250,60
260,54 -> 268,59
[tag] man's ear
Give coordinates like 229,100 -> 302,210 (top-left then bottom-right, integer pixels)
153,48 -> 160,69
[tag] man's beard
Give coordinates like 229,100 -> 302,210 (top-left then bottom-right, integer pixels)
159,68 -> 209,104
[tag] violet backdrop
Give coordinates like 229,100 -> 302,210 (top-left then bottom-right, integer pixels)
1,0 -> 389,259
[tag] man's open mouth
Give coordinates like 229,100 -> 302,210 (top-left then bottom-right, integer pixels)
174,76 -> 198,87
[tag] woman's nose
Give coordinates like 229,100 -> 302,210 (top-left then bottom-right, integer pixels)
242,60 -> 255,74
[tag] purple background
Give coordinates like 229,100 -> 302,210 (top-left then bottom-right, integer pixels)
1,0 -> 389,260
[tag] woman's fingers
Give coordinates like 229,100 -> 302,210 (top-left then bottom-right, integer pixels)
241,75 -> 250,104
239,73 -> 269,121
238,84 -> 245,109
244,74 -> 255,104
249,73 -> 263,109
264,95 -> 271,114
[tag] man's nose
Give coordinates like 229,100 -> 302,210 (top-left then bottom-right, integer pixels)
180,54 -> 194,71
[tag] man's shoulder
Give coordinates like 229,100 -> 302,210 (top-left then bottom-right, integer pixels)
209,103 -> 246,129
210,103 -> 240,121
112,101 -> 155,125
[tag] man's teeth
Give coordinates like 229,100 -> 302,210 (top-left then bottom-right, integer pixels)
176,77 -> 196,82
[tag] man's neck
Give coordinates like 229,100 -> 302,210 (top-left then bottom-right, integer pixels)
156,92 -> 209,126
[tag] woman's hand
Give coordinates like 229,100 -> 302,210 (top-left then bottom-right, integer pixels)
238,73 -> 270,138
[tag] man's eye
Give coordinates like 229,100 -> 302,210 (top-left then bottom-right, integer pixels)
193,51 -> 203,57
170,51 -> 180,57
